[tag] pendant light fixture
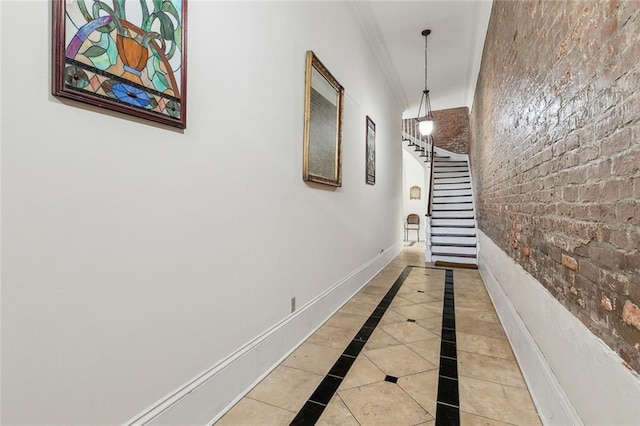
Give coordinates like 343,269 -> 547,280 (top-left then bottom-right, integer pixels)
416,29 -> 434,136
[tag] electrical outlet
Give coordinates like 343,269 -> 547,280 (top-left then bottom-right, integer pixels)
291,297 -> 296,313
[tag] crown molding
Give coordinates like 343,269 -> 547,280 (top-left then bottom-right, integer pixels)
348,2 -> 409,112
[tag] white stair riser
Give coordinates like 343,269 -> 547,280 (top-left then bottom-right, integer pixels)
433,183 -> 471,190
432,236 -> 477,245
432,246 -> 478,255
432,255 -> 478,265
433,166 -> 469,173
433,172 -> 470,179
432,218 -> 475,227
434,177 -> 471,184
433,189 -> 472,197
433,197 -> 473,205
433,202 -> 473,212
431,227 -> 476,236
425,155 -> 478,266
433,161 -> 468,166
432,210 -> 475,218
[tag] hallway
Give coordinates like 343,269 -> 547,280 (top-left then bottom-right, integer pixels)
217,244 -> 541,425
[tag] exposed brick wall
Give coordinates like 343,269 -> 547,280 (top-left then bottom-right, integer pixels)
470,0 -> 640,372
433,107 -> 470,154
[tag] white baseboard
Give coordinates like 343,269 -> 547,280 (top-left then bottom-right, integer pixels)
477,230 -> 640,425
125,242 -> 404,426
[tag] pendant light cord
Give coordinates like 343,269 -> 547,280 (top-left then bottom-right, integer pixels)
424,33 -> 428,92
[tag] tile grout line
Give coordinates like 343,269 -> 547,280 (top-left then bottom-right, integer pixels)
435,269 -> 460,425
289,266 -> 414,425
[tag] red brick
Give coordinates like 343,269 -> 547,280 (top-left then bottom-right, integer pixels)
622,301 -> 640,331
587,204 -> 616,223
602,270 -> 631,295
630,282 -> 640,305
584,158 -> 612,182
616,201 -> 640,226
624,251 -> 640,273
601,293 -> 614,311
601,127 -> 633,157
613,150 -> 640,177
610,228 -> 631,251
579,256 -> 600,280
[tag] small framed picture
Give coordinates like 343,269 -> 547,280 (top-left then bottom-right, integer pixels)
365,116 -> 376,185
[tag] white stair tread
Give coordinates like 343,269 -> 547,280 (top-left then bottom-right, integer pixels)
434,177 -> 471,184
432,236 -> 477,245
432,246 -> 477,255
433,172 -> 470,178
427,151 -> 477,260
432,210 -> 475,218
433,183 -> 472,190
432,255 -> 478,265
432,218 -> 475,227
433,189 -> 472,197
433,203 -> 474,211
431,227 -> 476,236
433,196 -> 473,204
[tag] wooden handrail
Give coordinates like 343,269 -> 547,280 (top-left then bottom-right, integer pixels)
427,134 -> 435,216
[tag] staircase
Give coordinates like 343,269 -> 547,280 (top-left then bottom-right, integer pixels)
429,154 -> 477,265
401,119 -> 478,265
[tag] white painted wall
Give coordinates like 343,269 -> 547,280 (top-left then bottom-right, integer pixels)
0,1 -> 403,424
402,150 -> 427,240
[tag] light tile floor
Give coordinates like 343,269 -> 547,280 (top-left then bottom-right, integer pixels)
216,243 -> 541,425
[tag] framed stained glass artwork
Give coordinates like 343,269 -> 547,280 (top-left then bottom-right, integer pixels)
365,116 -> 375,185
52,0 -> 188,129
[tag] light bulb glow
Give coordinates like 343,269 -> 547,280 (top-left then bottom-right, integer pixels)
418,119 -> 433,136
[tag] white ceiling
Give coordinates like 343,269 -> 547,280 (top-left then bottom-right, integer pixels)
350,0 -> 494,117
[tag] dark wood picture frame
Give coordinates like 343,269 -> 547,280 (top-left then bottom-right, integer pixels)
366,115 -> 376,185
52,0 -> 188,129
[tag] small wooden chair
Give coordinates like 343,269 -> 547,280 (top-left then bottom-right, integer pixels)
404,214 -> 421,241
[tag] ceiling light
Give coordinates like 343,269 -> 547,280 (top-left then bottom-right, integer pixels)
416,29 -> 433,136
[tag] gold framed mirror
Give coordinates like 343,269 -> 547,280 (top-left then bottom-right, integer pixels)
303,51 -> 344,187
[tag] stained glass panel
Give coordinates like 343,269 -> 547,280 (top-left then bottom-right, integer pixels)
53,0 -> 187,129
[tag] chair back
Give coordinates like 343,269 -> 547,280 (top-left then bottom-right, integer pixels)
406,214 -> 420,225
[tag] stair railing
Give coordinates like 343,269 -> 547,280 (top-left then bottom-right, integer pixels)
402,118 -> 435,261
401,118 -> 429,162
426,134 -> 435,216
425,133 -> 435,262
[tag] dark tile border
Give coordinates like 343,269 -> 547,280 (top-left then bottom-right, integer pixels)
290,266 -> 413,425
435,269 -> 460,425
291,266 -> 460,425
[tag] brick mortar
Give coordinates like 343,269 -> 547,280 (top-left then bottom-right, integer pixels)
470,0 -> 640,372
